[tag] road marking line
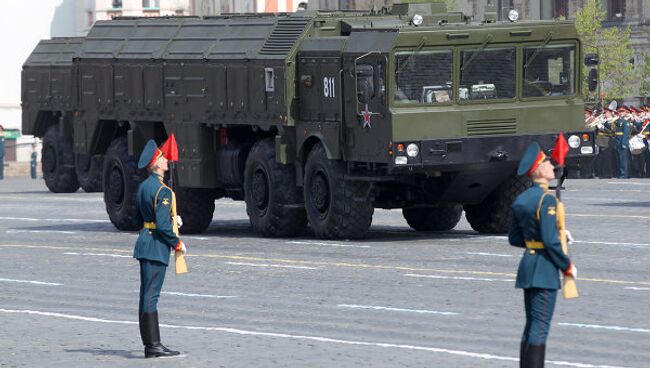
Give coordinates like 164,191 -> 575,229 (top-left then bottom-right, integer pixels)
64,252 -> 132,258
2,244 -> 650,287
0,216 -> 108,223
466,252 -> 513,257
570,214 -> 650,220
0,309 -> 627,368
606,181 -> 650,186
558,323 -> 650,334
624,287 -> 650,291
337,304 -> 459,316
405,273 -> 515,283
0,278 -> 62,286
0,196 -> 103,203
162,292 -> 237,299
573,240 -> 650,249
226,262 -> 318,270
288,241 -> 371,249
185,236 -> 210,241
7,229 -> 77,235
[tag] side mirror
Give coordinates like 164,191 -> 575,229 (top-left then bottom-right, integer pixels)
584,53 -> 599,66
588,68 -> 598,92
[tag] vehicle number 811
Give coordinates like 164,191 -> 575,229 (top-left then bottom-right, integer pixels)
323,77 -> 335,98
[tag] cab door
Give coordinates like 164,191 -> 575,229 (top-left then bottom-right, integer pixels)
343,53 -> 389,162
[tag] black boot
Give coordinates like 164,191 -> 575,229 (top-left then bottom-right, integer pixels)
519,342 -> 528,368
524,344 -> 546,368
140,312 -> 180,358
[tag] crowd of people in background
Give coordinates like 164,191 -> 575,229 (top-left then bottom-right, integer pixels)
584,104 -> 650,179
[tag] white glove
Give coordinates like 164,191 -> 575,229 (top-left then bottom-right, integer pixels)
175,215 -> 183,228
565,230 -> 574,244
565,263 -> 577,279
176,241 -> 187,254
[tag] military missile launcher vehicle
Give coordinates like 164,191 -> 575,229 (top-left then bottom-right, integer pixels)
22,0 -> 595,238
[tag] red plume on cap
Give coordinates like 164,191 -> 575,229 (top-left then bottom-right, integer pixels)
551,132 -> 569,167
160,133 -> 179,162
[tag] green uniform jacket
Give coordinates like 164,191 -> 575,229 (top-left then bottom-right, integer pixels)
132,173 -> 179,266
508,183 -> 571,290
614,118 -> 631,149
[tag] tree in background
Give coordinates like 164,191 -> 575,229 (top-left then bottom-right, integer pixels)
576,0 -> 636,101
639,30 -> 650,98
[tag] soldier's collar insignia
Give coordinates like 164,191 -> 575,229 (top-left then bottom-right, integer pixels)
162,198 -> 170,206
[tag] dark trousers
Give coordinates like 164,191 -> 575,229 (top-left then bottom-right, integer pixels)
0,156 -> 4,180
30,159 -> 37,179
616,147 -> 629,178
595,145 -> 615,178
522,288 -> 557,345
139,260 -> 167,316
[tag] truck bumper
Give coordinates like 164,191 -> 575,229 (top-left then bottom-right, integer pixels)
386,132 -> 594,203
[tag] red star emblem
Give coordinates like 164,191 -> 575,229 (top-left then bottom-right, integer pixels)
361,104 -> 372,128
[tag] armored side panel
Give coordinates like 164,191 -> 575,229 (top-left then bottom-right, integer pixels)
22,37 -> 83,137
74,15 -> 311,188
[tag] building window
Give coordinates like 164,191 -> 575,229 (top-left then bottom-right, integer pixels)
112,0 -> 122,9
143,0 -> 160,9
541,0 -> 568,20
606,0 -> 625,21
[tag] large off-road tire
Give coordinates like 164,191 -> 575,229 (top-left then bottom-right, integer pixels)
75,153 -> 104,193
244,138 -> 307,237
176,187 -> 216,234
403,203 -> 463,231
103,137 -> 144,231
304,143 -> 374,239
464,175 -> 531,234
41,125 -> 80,193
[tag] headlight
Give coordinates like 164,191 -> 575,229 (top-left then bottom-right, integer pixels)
395,156 -> 408,165
568,135 -> 580,149
507,9 -> 519,22
406,143 -> 419,157
412,14 -> 423,26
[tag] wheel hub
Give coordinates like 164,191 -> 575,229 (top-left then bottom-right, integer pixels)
251,168 -> 269,211
107,166 -> 125,206
309,171 -> 330,215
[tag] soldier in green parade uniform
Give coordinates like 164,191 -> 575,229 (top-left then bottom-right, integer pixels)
0,125 -> 5,180
613,106 -> 631,178
509,142 -> 577,368
133,139 -> 186,358
594,109 -> 616,178
630,107 -> 646,177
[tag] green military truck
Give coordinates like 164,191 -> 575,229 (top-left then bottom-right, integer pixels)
22,0 -> 595,238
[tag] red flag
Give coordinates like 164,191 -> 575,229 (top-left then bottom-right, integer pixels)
160,133 -> 179,162
551,132 -> 569,167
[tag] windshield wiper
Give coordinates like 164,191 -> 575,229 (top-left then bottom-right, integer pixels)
524,32 -> 554,69
460,34 -> 493,72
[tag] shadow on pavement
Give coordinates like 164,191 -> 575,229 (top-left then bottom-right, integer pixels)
12,219 -> 487,243
64,348 -> 141,359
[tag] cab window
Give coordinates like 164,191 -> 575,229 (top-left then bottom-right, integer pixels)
356,64 -> 375,104
394,50 -> 453,104
460,47 -> 515,101
523,44 -> 576,97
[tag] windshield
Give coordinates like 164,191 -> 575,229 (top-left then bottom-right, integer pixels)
394,50 -> 453,104
460,47 -> 516,101
523,44 -> 576,97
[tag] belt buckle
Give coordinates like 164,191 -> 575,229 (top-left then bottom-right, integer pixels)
529,249 -> 536,255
